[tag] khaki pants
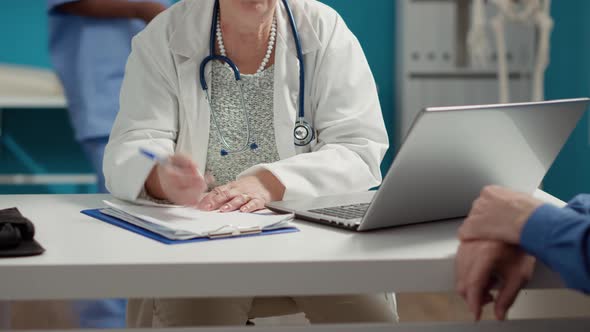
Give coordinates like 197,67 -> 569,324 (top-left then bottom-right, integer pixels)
128,295 -> 398,327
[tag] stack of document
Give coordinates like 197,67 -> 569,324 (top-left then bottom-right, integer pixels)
100,200 -> 294,240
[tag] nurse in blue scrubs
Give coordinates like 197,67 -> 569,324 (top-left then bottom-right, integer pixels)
47,0 -> 172,328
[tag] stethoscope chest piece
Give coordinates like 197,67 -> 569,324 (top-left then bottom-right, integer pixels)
294,118 -> 314,146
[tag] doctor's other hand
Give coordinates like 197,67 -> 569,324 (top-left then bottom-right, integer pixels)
455,240 -> 535,321
145,154 -> 208,206
134,1 -> 167,23
198,170 -> 285,213
458,186 -> 544,245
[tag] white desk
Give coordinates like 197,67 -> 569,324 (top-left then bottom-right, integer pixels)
0,96 -> 97,186
0,95 -> 67,109
0,192 -> 587,331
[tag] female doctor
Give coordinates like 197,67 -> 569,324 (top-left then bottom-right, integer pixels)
104,0 -> 395,327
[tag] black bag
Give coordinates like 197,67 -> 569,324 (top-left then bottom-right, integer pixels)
0,208 -> 44,257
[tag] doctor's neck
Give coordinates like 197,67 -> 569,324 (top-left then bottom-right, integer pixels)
219,0 -> 276,31
218,0 -> 277,62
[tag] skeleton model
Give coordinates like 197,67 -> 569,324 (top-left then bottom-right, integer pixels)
468,0 -> 553,103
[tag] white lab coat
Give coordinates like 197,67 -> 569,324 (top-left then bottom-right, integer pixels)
103,0 -> 389,202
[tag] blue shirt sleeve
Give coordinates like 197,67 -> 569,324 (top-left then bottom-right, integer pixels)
520,195 -> 590,294
563,194 -> 590,216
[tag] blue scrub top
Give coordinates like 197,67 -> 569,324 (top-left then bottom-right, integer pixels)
47,0 -> 173,141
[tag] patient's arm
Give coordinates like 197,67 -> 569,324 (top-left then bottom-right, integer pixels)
520,198 -> 590,294
54,0 -> 166,23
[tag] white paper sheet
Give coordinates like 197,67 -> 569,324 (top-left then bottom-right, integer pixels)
102,200 -> 293,239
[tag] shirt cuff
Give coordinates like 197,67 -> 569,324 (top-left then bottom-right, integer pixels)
137,187 -> 173,205
237,163 -> 309,201
520,204 -> 567,259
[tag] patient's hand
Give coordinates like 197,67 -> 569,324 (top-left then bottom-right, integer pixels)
455,240 -> 535,321
145,154 -> 208,206
458,185 -> 544,244
198,170 -> 285,213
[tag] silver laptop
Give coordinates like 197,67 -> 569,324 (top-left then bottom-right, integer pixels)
266,98 -> 590,231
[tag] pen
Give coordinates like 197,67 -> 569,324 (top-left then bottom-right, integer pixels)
139,146 -> 216,186
139,147 -> 174,167
139,147 -> 205,177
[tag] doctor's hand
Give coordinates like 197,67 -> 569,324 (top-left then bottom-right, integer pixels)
198,170 -> 285,213
455,240 -> 535,321
145,154 -> 208,206
458,186 -> 544,245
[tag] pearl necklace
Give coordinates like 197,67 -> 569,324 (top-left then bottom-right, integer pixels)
216,14 -> 277,75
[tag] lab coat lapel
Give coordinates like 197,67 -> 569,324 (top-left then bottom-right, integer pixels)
273,0 -> 322,159
274,6 -> 299,159
169,0 -> 215,174
176,57 -> 210,175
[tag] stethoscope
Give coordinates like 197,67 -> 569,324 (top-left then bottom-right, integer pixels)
199,0 -> 314,156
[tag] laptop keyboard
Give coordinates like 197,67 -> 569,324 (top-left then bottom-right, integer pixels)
309,203 -> 370,220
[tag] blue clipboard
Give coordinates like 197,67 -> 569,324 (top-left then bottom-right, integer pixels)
81,209 -> 299,245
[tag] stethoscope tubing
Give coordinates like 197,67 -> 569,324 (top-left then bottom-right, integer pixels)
199,0 -> 313,154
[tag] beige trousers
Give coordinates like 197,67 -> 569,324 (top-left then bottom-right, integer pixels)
128,295 -> 398,327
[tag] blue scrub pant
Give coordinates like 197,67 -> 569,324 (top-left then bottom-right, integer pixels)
79,136 -> 127,328
81,137 -> 109,194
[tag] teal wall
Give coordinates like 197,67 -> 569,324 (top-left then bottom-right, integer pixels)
542,1 -> 590,201
0,0 -> 395,194
321,0 -> 396,174
0,1 -> 52,68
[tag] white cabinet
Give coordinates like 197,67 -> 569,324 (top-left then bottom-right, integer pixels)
395,0 -> 536,146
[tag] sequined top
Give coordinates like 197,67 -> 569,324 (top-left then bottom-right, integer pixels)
205,61 -> 281,187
